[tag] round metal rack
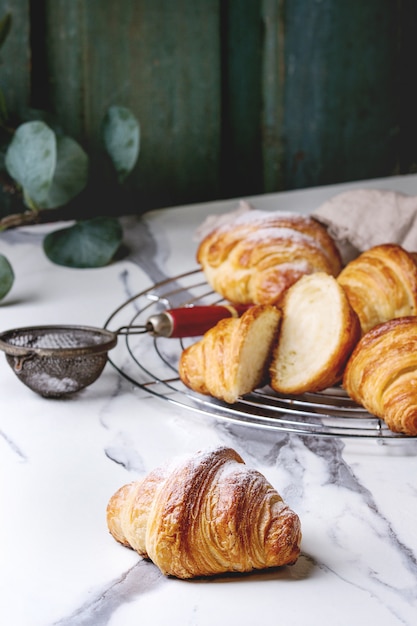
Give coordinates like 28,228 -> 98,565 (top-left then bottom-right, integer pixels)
104,269 -> 415,440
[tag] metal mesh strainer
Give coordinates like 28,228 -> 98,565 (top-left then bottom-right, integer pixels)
0,325 -> 118,397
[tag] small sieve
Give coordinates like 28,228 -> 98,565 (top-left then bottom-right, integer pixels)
0,325 -> 119,398
0,304 -> 247,398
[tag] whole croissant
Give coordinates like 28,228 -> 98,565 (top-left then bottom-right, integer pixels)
179,304 -> 281,403
197,210 -> 342,305
106,446 -> 302,579
337,243 -> 417,334
343,316 -> 417,436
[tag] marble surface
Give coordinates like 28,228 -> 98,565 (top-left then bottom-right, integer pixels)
1,175 -> 417,626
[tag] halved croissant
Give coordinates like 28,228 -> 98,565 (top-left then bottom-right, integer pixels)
178,304 -> 281,403
197,210 -> 342,305
343,316 -> 417,436
270,272 -> 361,394
337,243 -> 417,334
106,446 -> 302,579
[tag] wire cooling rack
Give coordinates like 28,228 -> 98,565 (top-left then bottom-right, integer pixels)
104,269 -> 415,440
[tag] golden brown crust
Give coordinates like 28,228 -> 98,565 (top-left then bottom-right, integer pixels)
197,210 -> 342,305
270,273 -> 361,394
337,244 -> 417,334
106,446 -> 302,579
178,304 -> 281,403
106,465 -> 171,555
343,316 -> 417,435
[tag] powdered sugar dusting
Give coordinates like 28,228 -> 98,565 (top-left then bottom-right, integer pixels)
194,201 -> 253,241
243,226 -> 316,246
27,372 -> 79,395
150,446 -> 236,480
277,259 -> 312,273
228,209 -> 310,228
194,202 -> 315,242
217,457 -> 247,480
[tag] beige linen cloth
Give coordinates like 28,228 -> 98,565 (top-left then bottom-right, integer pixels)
195,189 -> 417,265
311,188 -> 417,263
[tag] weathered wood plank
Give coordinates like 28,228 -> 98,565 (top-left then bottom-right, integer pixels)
0,0 -> 30,118
220,0 -> 263,199
0,0 -> 30,215
261,0 -> 285,193
282,0 -> 403,189
43,0 -> 222,212
397,0 -> 417,175
2,1 -> 417,218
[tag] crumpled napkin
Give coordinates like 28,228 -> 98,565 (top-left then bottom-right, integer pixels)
311,188 -> 417,263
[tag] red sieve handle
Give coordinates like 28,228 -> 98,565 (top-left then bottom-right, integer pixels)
146,304 -> 251,338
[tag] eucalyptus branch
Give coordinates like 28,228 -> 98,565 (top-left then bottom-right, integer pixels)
0,13 -> 134,295
0,208 -> 41,230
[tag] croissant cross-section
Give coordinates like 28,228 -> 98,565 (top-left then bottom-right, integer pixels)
178,304 -> 281,404
106,446 -> 302,579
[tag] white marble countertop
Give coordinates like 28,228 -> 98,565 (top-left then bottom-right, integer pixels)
1,175 -> 417,626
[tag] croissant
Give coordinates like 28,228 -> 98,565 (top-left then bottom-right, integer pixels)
197,209 -> 343,305
106,446 -> 302,579
343,316 -> 417,436
337,244 -> 417,334
270,272 -> 360,394
178,304 -> 281,403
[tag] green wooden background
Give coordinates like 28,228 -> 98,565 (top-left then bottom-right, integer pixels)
1,0 -> 417,217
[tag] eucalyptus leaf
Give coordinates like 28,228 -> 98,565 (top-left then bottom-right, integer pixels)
102,106 -> 140,183
43,217 -> 123,268
0,13 -> 11,49
5,121 -> 56,208
0,253 -> 14,300
45,135 -> 89,208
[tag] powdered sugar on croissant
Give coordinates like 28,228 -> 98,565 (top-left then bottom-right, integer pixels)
106,446 -> 302,579
197,208 -> 342,305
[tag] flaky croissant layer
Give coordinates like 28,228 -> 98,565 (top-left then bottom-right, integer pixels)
343,316 -> 417,436
337,244 -> 417,334
107,446 -> 302,579
179,304 -> 281,403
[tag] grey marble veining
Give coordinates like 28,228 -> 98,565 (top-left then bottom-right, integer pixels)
1,175 -> 417,626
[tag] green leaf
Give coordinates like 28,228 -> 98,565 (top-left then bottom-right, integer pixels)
0,253 -> 14,300
43,217 -> 123,268
5,121 -> 57,208
102,106 -> 140,183
44,135 -> 89,208
0,13 -> 11,49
